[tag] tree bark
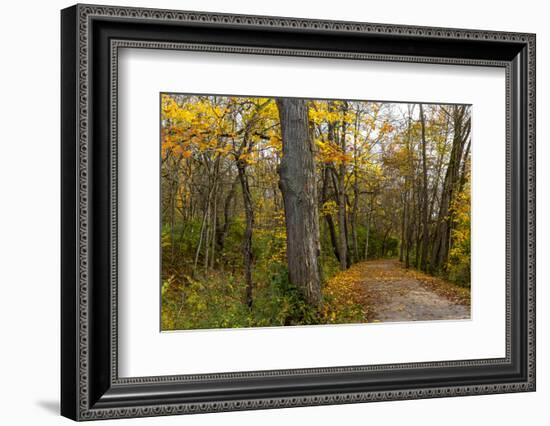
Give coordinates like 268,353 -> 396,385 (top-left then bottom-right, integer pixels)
351,108 -> 361,264
364,194 -> 374,260
321,165 -> 341,262
381,226 -> 391,257
216,175 -> 239,252
338,103 -> 350,269
419,104 -> 430,272
193,184 -> 213,277
276,98 -> 322,308
430,105 -> 470,273
351,193 -> 359,263
399,190 -> 406,262
237,159 -> 254,308
404,105 -> 415,269
405,189 -> 414,268
329,165 -> 349,269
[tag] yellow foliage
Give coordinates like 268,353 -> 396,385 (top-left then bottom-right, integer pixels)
321,200 -> 338,217
315,139 -> 352,164
447,178 -> 471,285
321,263 -> 369,324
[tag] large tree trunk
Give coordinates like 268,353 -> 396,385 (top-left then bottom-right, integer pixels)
276,98 -> 322,308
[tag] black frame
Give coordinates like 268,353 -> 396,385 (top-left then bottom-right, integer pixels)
61,4 -> 536,421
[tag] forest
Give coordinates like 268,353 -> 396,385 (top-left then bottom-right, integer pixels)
160,93 -> 471,330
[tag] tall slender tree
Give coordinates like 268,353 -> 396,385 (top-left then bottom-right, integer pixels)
419,103 -> 430,272
430,105 -> 471,273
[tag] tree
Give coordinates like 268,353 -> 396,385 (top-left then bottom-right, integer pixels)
336,102 -> 350,270
160,93 -> 473,331
320,164 -> 341,263
236,140 -> 255,308
276,98 -> 322,307
419,103 -> 430,272
430,105 -> 471,273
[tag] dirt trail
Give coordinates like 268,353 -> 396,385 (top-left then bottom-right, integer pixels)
357,259 -> 470,322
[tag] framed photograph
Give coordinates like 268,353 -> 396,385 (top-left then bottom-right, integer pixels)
61,4 -> 536,421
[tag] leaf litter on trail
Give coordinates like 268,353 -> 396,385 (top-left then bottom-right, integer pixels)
328,259 -> 470,323
402,268 -> 470,307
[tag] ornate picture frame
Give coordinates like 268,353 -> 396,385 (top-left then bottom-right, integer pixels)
61,4 -> 535,421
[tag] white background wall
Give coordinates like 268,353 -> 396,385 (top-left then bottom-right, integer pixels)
0,0 -> 547,424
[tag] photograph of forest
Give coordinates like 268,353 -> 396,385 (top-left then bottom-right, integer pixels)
160,93 -> 471,331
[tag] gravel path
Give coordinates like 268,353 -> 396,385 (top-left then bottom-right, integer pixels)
358,259 -> 470,322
